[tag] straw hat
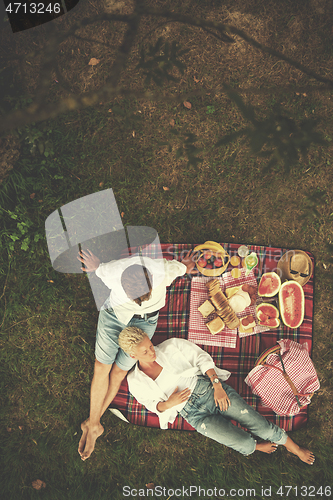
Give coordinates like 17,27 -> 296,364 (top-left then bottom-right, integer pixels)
277,250 -> 313,286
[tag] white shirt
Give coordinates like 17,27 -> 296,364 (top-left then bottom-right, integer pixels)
127,337 -> 231,429
95,256 -> 187,324
154,367 -> 197,414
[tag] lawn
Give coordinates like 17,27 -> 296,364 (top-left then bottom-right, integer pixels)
0,0 -> 333,498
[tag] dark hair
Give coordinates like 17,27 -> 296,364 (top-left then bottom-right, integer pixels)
121,265 -> 153,306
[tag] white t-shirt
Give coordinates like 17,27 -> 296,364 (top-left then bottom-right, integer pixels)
95,256 -> 187,324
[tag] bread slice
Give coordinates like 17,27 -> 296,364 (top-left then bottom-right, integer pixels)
206,316 -> 225,335
198,300 -> 215,318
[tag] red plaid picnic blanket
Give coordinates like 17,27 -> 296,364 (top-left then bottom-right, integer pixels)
110,243 -> 315,432
244,339 -> 320,415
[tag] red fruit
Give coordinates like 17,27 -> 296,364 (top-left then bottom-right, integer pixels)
203,251 -> 212,260
197,258 -> 207,268
214,258 -> 223,267
205,263 -> 213,269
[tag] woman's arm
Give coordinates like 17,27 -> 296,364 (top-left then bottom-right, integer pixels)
206,368 -> 231,411
156,387 -> 191,412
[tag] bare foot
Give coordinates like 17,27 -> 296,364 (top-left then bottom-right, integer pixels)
285,444 -> 315,465
78,419 -> 104,461
256,442 -> 278,454
283,436 -> 315,465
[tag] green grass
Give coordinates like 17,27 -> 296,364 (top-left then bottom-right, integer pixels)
1,0 -> 333,498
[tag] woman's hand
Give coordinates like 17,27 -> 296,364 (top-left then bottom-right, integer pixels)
77,249 -> 101,272
166,387 -> 191,409
214,385 -> 231,412
181,249 -> 198,275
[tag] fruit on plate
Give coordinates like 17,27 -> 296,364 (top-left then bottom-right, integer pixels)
258,272 -> 281,297
279,280 -> 304,329
214,257 -> 223,267
256,303 -> 280,328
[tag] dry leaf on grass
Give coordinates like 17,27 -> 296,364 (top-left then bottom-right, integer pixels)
32,480 -> 46,490
169,119 -> 175,127
163,186 -> 169,191
30,193 -> 35,199
146,483 -> 155,489
183,101 -> 192,109
88,58 -> 100,66
121,212 -> 125,217
193,76 -> 201,83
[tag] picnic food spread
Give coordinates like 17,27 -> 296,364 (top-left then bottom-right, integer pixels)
196,244 -> 309,337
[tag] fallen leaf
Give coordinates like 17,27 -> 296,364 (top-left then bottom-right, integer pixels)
183,101 -> 192,109
121,212 -> 124,218
163,186 -> 169,191
30,193 -> 35,199
169,119 -> 175,127
132,131 -> 136,137
302,93 -> 307,97
193,76 -> 200,83
146,483 -> 155,490
88,58 -> 100,66
99,182 -> 103,187
295,92 -> 300,96
18,426 -> 23,430
108,109 -> 112,113
32,480 -> 46,490
38,200 -> 43,203
47,280 -> 54,283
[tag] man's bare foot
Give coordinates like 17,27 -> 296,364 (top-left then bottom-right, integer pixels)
284,436 -> 315,465
78,419 -> 104,461
256,442 -> 278,454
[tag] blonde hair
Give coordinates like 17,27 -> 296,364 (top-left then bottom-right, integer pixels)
121,265 -> 153,306
118,326 -> 148,356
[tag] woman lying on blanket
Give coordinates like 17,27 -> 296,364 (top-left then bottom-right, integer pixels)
118,327 -> 315,464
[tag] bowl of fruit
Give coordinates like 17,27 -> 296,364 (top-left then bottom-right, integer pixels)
194,241 -> 230,276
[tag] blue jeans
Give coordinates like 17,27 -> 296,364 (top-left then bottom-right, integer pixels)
179,377 -> 287,456
95,304 -> 159,370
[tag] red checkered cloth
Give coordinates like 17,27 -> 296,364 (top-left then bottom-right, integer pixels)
188,275 -> 237,348
244,339 -> 320,415
188,269 -> 267,347
110,243 -> 315,432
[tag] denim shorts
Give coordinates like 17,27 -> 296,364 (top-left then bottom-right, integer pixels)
95,305 -> 159,370
180,377 -> 287,456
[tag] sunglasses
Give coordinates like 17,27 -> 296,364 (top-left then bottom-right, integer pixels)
289,257 -> 310,278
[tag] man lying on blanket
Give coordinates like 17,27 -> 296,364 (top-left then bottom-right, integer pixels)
118,327 -> 315,464
76,248 -> 196,461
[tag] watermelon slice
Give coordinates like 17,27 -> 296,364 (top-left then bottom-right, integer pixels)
258,272 -> 281,297
256,303 -> 280,328
279,281 -> 304,329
